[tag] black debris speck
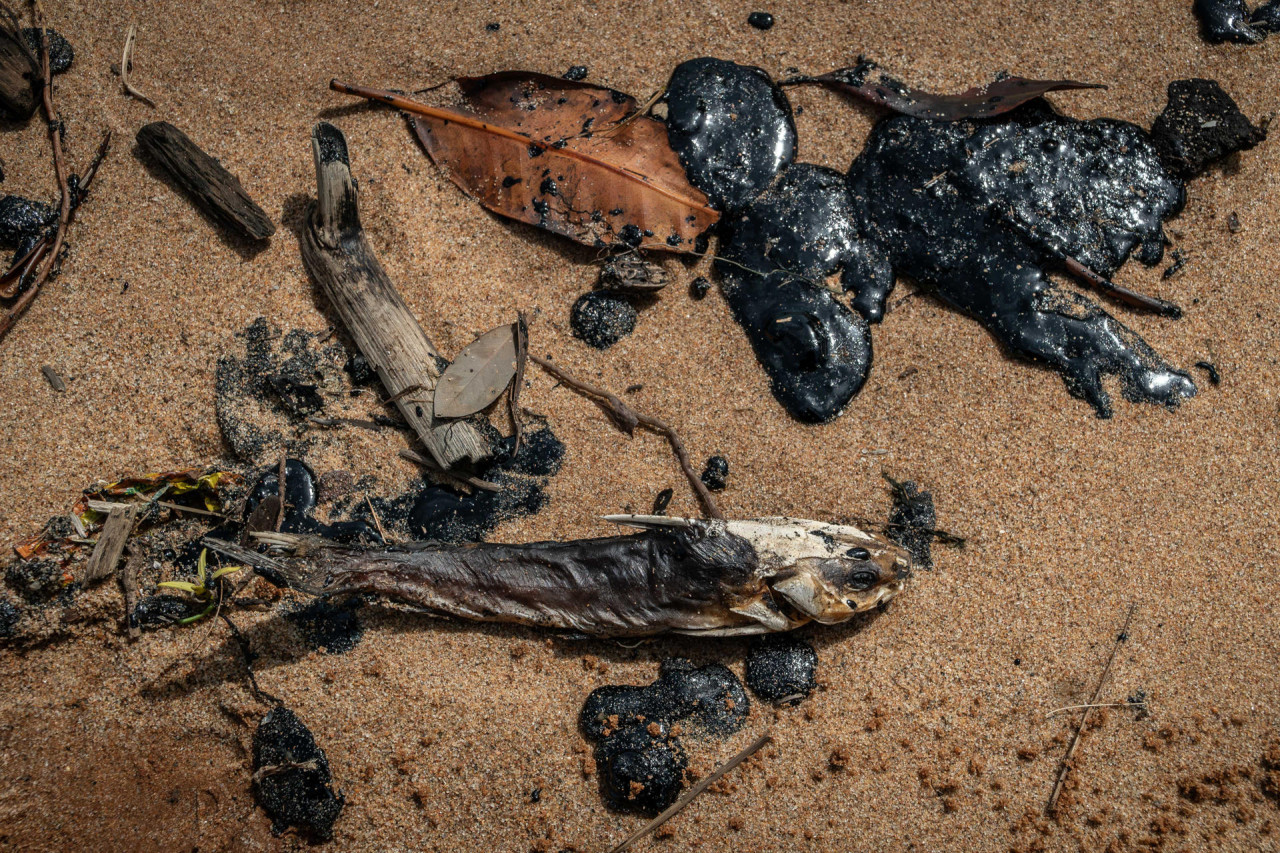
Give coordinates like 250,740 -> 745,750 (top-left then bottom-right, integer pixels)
1194,361 -> 1221,385
562,65 -> 588,81
652,487 -> 673,515
570,291 -> 636,349
747,11 -> 775,29
689,276 -> 711,299
132,594 -> 198,629
484,21 -> 500,31
253,706 -> 344,840
699,455 -> 729,491
745,635 -> 818,704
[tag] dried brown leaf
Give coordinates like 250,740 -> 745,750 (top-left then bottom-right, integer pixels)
434,323 -> 518,419
330,76 -> 718,253
784,60 -> 1104,121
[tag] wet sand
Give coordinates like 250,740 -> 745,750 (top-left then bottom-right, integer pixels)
1,0 -> 1278,850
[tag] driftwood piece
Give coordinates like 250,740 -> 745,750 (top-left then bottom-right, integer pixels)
135,121 -> 275,240
301,122 -> 490,469
82,504 -> 136,584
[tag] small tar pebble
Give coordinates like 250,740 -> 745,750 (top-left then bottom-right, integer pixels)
253,706 -> 344,840
287,597 -> 364,654
570,291 -> 636,349
700,455 -> 730,491
0,599 -> 20,638
562,65 -> 588,81
484,21 -> 500,31
652,487 -> 673,515
689,276 -> 711,299
745,635 -> 818,703
1227,211 -> 1243,233
747,11 -> 775,29
594,724 -> 687,813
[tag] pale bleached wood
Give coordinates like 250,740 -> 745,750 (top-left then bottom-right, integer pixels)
301,122 -> 489,469
82,504 -> 136,585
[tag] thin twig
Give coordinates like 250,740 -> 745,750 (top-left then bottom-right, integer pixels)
399,448 -> 501,492
509,311 -> 528,453
275,456 -> 286,532
607,732 -> 771,853
1061,255 -> 1182,319
595,87 -> 666,139
364,494 -> 389,542
530,354 -> 723,520
220,612 -> 280,706
153,499 -> 227,519
119,22 -> 155,107
1047,701 -> 1146,719
1045,602 -> 1138,815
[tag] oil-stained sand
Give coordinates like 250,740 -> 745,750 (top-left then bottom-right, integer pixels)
1,1 -> 1278,851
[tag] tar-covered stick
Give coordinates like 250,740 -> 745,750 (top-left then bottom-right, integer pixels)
529,353 -> 724,521
1045,602 -> 1138,815
509,311 -> 528,453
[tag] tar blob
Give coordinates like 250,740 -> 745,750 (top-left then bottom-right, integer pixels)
1150,79 -> 1267,179
848,103 -> 1195,417
570,290 -> 637,349
252,706 -> 344,840
747,11 -> 775,29
744,635 -> 818,704
665,58 -> 797,213
562,65 -> 589,81
0,598 -> 20,638
717,163 -> 879,422
1193,0 -> 1265,42
886,477 -> 937,570
0,195 -> 56,270
689,275 -> 710,299
287,597 -> 364,654
699,455 -> 729,491
1253,0 -> 1280,32
246,460 -> 373,542
581,659 -> 749,813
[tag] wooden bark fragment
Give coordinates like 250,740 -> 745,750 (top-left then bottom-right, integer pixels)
135,121 -> 275,240
301,122 -> 490,469
82,504 -> 136,585
120,545 -> 143,640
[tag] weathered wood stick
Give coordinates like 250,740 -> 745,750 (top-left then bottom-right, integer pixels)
301,122 -> 490,469
135,121 -> 275,240
82,504 -> 136,584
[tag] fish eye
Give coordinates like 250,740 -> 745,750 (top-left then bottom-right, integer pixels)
846,547 -> 871,560
848,570 -> 877,590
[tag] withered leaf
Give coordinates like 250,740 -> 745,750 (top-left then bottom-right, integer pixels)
433,322 -> 518,419
331,77 -> 719,253
784,60 -> 1103,121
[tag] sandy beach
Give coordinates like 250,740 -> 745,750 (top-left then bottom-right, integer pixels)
1,0 -> 1278,850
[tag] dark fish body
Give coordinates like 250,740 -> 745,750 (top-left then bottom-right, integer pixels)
237,515 -> 910,638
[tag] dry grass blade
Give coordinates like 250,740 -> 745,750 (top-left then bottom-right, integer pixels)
607,732 -> 771,853
433,322 -> 518,419
119,22 -> 155,107
1045,602 -> 1138,815
330,78 -> 718,253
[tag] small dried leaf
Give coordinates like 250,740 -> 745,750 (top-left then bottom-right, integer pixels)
434,323 -> 519,419
784,60 -> 1104,121
331,77 -> 718,253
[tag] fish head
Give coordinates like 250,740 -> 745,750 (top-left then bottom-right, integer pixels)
725,517 -> 911,624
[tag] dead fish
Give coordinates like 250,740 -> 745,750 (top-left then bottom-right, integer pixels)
207,515 -> 910,637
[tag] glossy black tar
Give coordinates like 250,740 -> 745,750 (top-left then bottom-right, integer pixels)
745,635 -> 818,703
1253,0 -> 1280,32
0,195 -> 55,269
1194,0 -> 1265,42
848,103 -> 1195,417
252,706 -> 344,840
286,596 -> 364,654
699,455 -> 730,491
747,11 -> 775,29
886,478 -> 937,570
248,460 -> 372,542
717,163 -> 879,422
20,28 -> 73,73
570,290 -> 636,349
665,57 -> 796,213
581,659 -> 749,812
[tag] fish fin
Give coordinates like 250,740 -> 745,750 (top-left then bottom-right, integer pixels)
602,513 -> 697,530
728,598 -> 795,632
